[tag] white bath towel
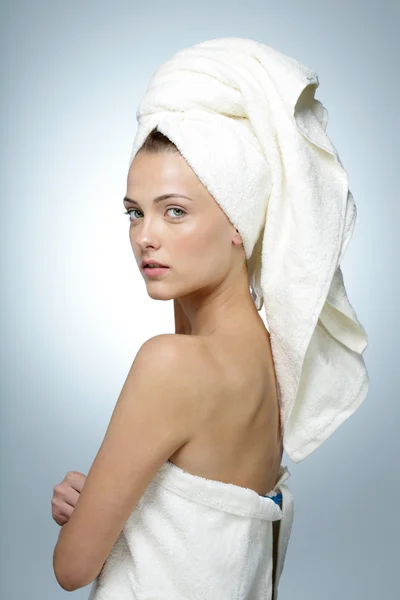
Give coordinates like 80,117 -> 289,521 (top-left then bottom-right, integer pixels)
129,37 -> 370,463
88,460 -> 294,599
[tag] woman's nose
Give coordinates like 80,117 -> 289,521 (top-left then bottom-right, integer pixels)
135,226 -> 161,251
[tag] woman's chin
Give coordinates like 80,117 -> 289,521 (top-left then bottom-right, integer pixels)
146,289 -> 174,301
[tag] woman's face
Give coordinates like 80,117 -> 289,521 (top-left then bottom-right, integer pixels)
124,149 -> 243,302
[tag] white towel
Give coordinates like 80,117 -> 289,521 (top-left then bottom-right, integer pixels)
128,37 -> 369,463
88,460 -> 294,599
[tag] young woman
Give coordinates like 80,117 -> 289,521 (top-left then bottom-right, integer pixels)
53,128 -> 289,598
52,36 -> 368,599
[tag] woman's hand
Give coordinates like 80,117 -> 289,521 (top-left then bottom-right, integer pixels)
51,471 -> 87,526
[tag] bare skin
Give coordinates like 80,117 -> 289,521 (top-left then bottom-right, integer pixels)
125,148 -> 283,495
169,325 -> 283,495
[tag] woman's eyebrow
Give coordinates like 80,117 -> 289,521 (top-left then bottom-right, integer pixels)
123,194 -> 193,206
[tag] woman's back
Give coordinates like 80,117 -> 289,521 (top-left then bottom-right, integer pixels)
169,317 -> 283,495
88,318 -> 292,600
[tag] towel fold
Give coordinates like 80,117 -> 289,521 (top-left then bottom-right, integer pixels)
128,37 -> 369,462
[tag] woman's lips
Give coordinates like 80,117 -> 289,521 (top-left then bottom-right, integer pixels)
143,266 -> 170,277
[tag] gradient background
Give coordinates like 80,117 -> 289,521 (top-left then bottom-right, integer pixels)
1,1 -> 397,598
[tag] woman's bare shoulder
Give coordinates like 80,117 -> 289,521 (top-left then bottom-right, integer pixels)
148,333 -> 214,365
141,333 -> 218,394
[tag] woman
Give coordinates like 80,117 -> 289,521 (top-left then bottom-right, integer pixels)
53,127 -> 289,598
52,37 -> 368,598
126,127 -> 284,496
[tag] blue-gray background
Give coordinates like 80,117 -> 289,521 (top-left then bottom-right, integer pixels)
1,1 -> 397,598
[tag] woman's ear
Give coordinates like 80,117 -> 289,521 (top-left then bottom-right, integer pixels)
233,228 -> 244,247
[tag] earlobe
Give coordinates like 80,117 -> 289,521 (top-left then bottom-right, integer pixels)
234,229 -> 244,246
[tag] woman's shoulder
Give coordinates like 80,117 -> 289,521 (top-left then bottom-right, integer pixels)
140,334 -> 216,379
141,333 -> 204,354
139,333 -> 218,420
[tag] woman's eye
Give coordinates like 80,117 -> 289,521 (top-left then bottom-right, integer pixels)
166,207 -> 186,218
123,207 -> 186,222
124,209 -> 142,221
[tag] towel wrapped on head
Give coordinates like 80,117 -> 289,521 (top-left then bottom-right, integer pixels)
128,37 -> 369,463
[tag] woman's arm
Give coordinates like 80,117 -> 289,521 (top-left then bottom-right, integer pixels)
173,299 -> 192,335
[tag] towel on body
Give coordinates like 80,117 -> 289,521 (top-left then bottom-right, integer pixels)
88,460 -> 294,600
128,37 -> 369,462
